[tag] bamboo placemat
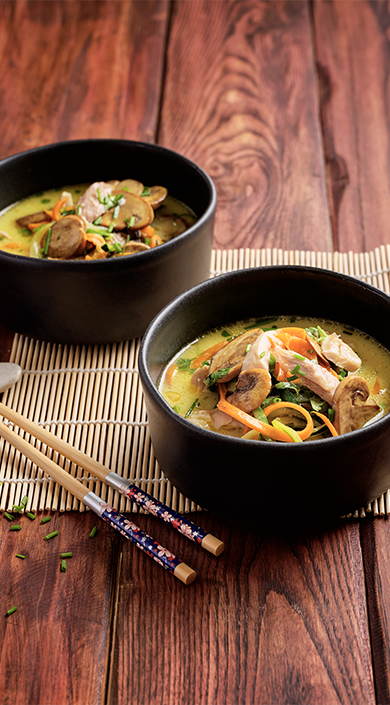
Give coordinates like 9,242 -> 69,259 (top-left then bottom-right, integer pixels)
1,245 -> 390,518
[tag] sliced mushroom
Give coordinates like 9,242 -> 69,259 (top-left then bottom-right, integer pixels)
100,192 -> 154,231
112,179 -> 144,197
142,185 -> 168,210
321,332 -> 361,372
121,241 -> 150,256
332,375 -> 380,434
208,329 -> 263,384
151,214 -> 187,243
228,368 -> 272,413
191,365 -> 210,390
44,215 -> 86,259
16,211 -> 52,228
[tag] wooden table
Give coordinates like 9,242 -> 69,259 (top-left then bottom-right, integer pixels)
1,2 -> 390,703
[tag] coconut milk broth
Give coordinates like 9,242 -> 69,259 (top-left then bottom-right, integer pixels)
0,186 -> 195,257
159,316 -> 390,435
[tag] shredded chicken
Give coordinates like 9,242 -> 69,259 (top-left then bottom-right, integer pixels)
274,348 -> 339,404
75,181 -> 113,223
321,332 -> 361,372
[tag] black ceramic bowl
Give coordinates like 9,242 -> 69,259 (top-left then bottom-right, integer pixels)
0,140 -> 216,344
139,265 -> 390,527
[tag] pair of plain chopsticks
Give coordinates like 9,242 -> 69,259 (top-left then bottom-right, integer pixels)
0,402 -> 224,584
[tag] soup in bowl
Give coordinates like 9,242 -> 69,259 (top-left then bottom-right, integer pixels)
139,266 -> 390,527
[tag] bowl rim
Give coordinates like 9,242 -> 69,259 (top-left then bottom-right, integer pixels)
0,138 -> 217,267
139,264 -> 390,449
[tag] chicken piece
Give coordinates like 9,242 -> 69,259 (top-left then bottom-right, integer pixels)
242,330 -> 272,372
75,182 -> 114,223
321,332 -> 361,372
332,375 -> 380,434
275,348 -> 339,404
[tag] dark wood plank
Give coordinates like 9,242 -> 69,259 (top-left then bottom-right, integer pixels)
159,0 -> 332,252
0,0 -> 169,158
313,0 -> 390,252
109,513 -> 375,705
0,510 -> 118,705
361,516 -> 390,705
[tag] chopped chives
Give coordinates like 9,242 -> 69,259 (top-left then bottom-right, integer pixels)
10,524 -> 21,531
93,216 -> 102,225
15,554 -> 25,559
40,516 -> 51,525
4,512 -> 14,521
60,559 -> 67,572
26,512 -> 36,521
21,496 -> 28,507
6,606 -> 17,617
61,552 -> 73,558
12,505 -> 22,513
108,222 -> 115,233
44,530 -> 58,541
43,227 -> 52,256
89,526 -> 97,538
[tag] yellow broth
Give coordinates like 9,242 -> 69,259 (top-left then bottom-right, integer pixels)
0,184 -> 196,258
158,316 -> 390,439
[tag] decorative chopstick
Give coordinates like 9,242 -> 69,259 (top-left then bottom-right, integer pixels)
0,420 -> 196,585
0,402 -> 224,556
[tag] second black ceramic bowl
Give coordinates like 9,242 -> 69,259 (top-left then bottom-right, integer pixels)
0,140 -> 216,343
139,266 -> 390,527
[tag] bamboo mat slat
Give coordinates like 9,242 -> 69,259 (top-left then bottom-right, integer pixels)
1,247 -> 390,518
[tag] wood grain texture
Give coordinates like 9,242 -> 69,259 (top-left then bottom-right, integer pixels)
109,513 -> 374,705
313,0 -> 390,253
159,0 -> 332,252
0,0 -> 169,158
0,511 -> 119,705
360,516 -> 390,705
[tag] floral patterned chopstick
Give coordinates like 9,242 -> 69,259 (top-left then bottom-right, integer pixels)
0,420 -> 196,584
0,402 -> 225,557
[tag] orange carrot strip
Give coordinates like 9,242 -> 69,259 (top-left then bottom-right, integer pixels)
279,327 -> 308,339
373,375 -> 381,395
217,398 -> 293,442
52,196 -> 69,221
85,232 -> 105,248
312,411 -> 338,437
141,225 -> 155,238
150,234 -> 161,247
263,401 -> 314,441
287,337 -> 317,360
27,221 -> 49,232
190,340 -> 228,369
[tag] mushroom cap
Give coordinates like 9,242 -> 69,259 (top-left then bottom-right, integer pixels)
121,241 -> 150,255
44,215 -> 86,259
228,368 -> 272,413
100,192 -> 154,231
112,179 -> 144,197
332,375 -> 380,434
142,185 -> 168,210
208,329 -> 263,383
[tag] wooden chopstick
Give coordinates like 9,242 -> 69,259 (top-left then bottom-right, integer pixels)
0,402 -> 224,556
0,417 -> 196,585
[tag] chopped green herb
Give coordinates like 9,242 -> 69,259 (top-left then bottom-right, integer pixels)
262,396 -> 282,407
60,559 -> 67,573
108,222 -> 115,233
286,375 -> 298,382
173,405 -> 180,413
4,512 -> 15,521
125,215 -> 136,228
221,330 -> 231,338
112,204 -> 120,220
89,526 -> 97,538
6,606 -> 17,617
93,216 -> 102,225
141,187 -> 151,197
26,512 -> 36,521
40,516 -> 51,525
61,552 -> 73,558
12,505 -> 22,513
43,227 -> 52,256
44,530 -> 58,541
41,198 -> 51,204
269,354 -> 276,374
21,496 -> 28,507
206,367 -> 231,387
338,369 -> 347,379
245,344 -> 252,354
10,525 -> 21,531
253,406 -> 269,424
310,397 -> 324,412
290,316 -> 296,322
76,205 -> 82,216
293,353 -> 305,361
260,351 -> 266,358
15,554 -> 25,559
176,358 -> 193,372
290,364 -> 301,375
328,408 -> 335,422
185,398 -> 198,417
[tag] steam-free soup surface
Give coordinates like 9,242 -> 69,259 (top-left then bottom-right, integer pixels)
0,179 -> 196,260
159,316 -> 390,442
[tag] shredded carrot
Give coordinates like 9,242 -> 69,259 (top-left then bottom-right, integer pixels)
279,327 -> 308,339
4,242 -> 25,250
217,397 -> 293,442
263,401 -> 314,441
44,209 -> 53,219
311,411 -> 338,437
52,196 -> 69,221
190,340 -> 228,369
287,337 -> 317,360
27,221 -> 49,232
150,234 -> 161,247
373,375 -> 381,395
165,362 -> 177,386
141,225 -> 155,238
85,232 -> 105,248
